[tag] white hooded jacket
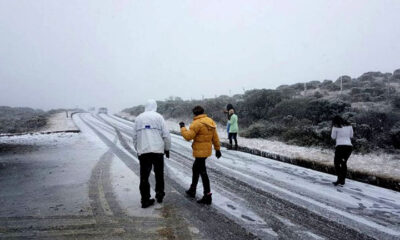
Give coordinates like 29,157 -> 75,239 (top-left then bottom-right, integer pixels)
132,99 -> 171,156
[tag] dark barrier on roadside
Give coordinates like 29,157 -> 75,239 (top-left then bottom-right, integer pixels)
218,141 -> 400,192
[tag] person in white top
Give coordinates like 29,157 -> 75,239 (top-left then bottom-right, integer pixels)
132,99 -> 171,208
331,115 -> 353,186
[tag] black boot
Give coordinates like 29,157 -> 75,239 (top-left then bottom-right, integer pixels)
332,181 -> 340,186
332,181 -> 344,186
186,188 -> 196,198
156,193 -> 165,203
141,198 -> 155,208
234,144 -> 238,150
197,193 -> 212,205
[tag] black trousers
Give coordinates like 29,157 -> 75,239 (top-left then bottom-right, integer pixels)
228,133 -> 238,146
138,153 -> 164,202
190,158 -> 211,195
334,145 -> 353,184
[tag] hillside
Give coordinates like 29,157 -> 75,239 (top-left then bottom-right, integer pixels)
122,68 -> 400,153
0,107 -> 48,134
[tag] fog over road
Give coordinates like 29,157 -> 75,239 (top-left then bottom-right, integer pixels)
0,113 -> 399,239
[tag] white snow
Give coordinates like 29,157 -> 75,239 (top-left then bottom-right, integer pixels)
79,113 -> 400,239
160,117 -> 400,182
41,112 -> 79,132
0,132 -> 77,146
110,154 -> 161,218
118,112 -> 400,186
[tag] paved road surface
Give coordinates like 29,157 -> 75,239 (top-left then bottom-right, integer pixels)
0,113 -> 399,239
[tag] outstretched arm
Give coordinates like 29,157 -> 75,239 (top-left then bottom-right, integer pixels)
181,122 -> 198,141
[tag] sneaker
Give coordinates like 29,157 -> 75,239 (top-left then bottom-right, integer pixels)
197,193 -> 212,205
156,193 -> 165,203
185,189 -> 196,198
141,199 -> 155,208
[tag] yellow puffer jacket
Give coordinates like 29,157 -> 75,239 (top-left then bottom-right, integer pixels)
180,114 -> 221,158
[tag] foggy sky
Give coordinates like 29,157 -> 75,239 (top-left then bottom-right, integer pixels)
1,0 -> 399,112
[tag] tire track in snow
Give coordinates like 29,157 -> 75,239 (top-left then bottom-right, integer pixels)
83,113 -> 256,240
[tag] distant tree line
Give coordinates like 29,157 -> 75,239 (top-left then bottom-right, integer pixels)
123,69 -> 400,153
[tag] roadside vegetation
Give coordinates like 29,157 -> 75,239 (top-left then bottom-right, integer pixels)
123,69 -> 400,153
0,107 -> 49,134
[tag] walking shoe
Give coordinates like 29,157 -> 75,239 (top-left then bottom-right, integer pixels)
141,199 -> 155,208
155,193 -> 165,203
332,181 -> 344,186
197,193 -> 212,205
185,189 -> 196,198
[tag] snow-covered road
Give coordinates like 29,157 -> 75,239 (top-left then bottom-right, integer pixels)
1,112 -> 398,239
89,113 -> 400,240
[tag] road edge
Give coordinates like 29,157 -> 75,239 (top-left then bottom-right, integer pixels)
116,114 -> 400,192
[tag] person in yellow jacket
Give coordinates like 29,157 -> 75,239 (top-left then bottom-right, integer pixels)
179,105 -> 222,205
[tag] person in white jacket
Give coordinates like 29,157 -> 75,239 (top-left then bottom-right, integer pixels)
132,99 -> 171,208
331,115 -> 353,186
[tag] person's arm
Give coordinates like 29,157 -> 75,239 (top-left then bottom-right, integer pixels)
161,118 -> 171,151
229,114 -> 237,125
132,123 -> 138,151
349,126 -> 354,138
331,127 -> 337,140
181,122 -> 198,141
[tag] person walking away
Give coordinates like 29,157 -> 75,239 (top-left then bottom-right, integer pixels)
228,109 -> 239,150
132,99 -> 171,208
331,115 -> 353,186
179,106 -> 222,205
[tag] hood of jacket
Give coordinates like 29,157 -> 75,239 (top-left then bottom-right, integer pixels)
145,99 -> 157,112
194,114 -> 216,129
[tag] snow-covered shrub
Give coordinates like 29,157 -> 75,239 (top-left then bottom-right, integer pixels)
392,95 -> 400,110
353,138 -> 371,154
304,99 -> 350,124
390,122 -> 400,149
0,107 -> 48,133
240,121 -> 283,139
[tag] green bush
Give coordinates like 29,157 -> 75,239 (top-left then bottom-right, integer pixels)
268,98 -> 310,120
304,99 -> 350,124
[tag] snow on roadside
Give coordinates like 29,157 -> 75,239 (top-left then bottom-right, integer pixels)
165,118 -> 400,181
41,112 -> 79,132
117,112 -> 400,181
0,132 -> 78,147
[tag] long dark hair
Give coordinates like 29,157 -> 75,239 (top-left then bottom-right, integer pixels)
332,115 -> 350,128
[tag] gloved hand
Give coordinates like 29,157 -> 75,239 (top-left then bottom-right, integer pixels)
215,150 -> 222,159
164,150 -> 170,158
179,122 -> 185,128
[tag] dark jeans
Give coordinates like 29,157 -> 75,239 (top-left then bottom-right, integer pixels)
190,158 -> 211,195
228,133 -> 238,146
334,145 -> 353,184
138,153 -> 164,202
